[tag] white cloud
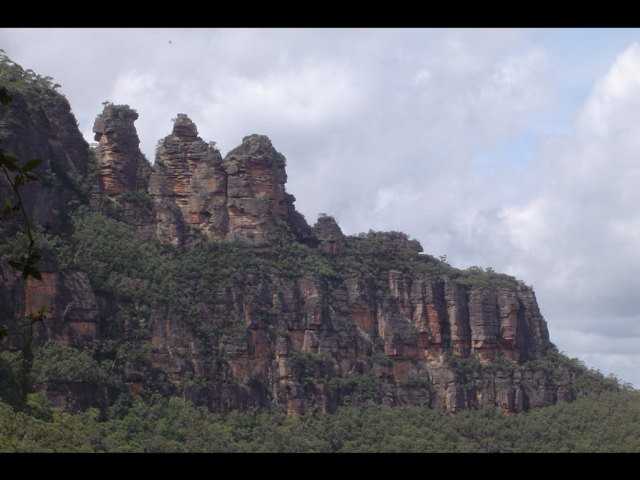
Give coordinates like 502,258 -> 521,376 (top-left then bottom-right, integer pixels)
491,43 -> 640,385
576,43 -> 640,138
208,63 -> 362,133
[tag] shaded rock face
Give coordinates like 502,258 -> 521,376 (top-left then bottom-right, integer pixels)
379,272 -> 548,363
223,134 -> 310,246
148,118 -> 313,247
1,260 -> 99,349
0,85 -> 88,230
148,114 -> 227,245
313,215 -> 345,253
93,104 -> 151,198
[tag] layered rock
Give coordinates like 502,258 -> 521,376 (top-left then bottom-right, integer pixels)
137,263 -> 559,415
223,134 -> 312,246
148,118 -> 313,247
93,104 -> 151,198
0,55 -> 89,230
148,114 -> 227,245
313,215 -> 345,253
378,271 -> 548,363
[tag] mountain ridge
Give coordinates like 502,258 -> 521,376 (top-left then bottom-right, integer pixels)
0,53 -> 619,416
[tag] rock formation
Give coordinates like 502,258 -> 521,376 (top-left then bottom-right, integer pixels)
147,116 -> 313,246
93,104 -> 151,198
0,54 -> 88,230
0,55 -> 610,417
223,134 -> 313,247
148,114 -> 227,245
313,214 -> 345,253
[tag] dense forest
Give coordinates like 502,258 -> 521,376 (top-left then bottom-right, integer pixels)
1,390 -> 639,452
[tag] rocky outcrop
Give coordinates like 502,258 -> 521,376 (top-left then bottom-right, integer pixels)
313,215 -> 345,253
148,114 -> 227,245
0,55 -> 607,418
93,104 -> 151,198
0,54 -> 89,230
223,134 -> 313,246
148,118 -> 313,247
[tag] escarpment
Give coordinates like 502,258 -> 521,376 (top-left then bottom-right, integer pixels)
0,56 -> 614,417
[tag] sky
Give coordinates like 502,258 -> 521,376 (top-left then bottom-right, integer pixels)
1,28 -> 639,388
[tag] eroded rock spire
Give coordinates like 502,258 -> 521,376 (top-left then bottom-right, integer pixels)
93,103 -> 151,198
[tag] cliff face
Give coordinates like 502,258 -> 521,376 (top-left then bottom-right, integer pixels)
0,57 -> 599,416
0,54 -> 89,230
2,236 -> 564,415
224,134 -> 293,246
93,104 -> 151,199
148,114 -> 227,245
146,116 -> 313,246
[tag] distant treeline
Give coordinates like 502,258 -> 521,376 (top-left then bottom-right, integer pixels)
1,390 -> 638,452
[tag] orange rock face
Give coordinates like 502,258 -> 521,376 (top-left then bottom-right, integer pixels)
3,265 -> 100,348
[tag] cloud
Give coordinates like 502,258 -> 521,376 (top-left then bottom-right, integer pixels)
494,43 -> 640,384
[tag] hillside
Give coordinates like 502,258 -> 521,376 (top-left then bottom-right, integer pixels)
0,53 -> 621,420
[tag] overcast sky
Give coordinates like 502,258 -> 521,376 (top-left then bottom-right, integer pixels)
1,28 -> 639,387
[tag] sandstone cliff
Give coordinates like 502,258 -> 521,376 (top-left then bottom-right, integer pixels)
146,115 -> 313,246
313,215 -> 345,254
148,114 -> 227,245
3,229 -> 570,415
0,56 -> 611,416
224,134 -> 312,247
0,53 -> 89,230
93,103 -> 151,199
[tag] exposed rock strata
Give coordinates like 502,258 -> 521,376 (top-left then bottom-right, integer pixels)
148,114 -> 227,245
224,134 -> 292,246
0,57 -> 596,416
132,264 -> 559,414
146,116 -> 313,246
0,80 -> 88,230
93,104 -> 151,198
